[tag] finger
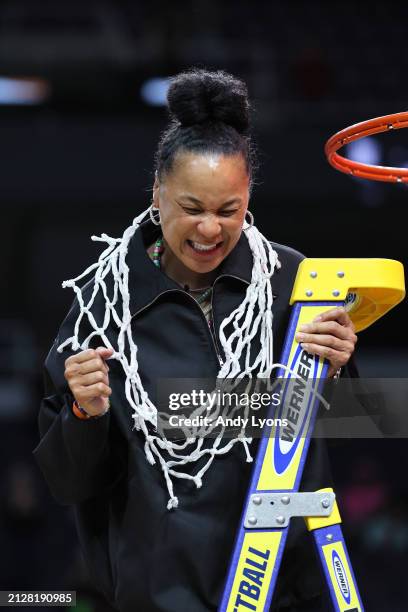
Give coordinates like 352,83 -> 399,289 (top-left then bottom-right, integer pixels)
298,321 -> 357,342
327,365 -> 338,378
95,347 -> 113,371
65,348 -> 97,368
77,371 -> 109,387
78,382 -> 112,400
313,307 -> 354,329
95,346 -> 114,361
67,357 -> 108,378
296,332 -> 355,353
66,347 -> 112,367
300,343 -> 351,367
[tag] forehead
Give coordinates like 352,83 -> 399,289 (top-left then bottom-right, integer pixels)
164,152 -> 249,199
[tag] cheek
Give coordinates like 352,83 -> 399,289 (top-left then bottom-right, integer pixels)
162,215 -> 191,244
226,219 -> 245,248
227,217 -> 245,237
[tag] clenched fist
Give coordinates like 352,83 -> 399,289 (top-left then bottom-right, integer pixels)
64,347 -> 114,416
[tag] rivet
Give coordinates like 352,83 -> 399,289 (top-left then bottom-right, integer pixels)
326,533 -> 333,541
306,290 -> 313,297
321,498 -> 330,509
310,271 -> 317,278
337,271 -> 344,278
276,515 -> 285,525
281,495 -> 290,505
253,496 -> 262,506
248,516 -> 258,526
332,290 -> 340,297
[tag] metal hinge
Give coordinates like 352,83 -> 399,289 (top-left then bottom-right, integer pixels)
244,491 -> 336,528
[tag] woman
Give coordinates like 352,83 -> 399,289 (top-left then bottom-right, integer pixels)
34,69 -> 357,611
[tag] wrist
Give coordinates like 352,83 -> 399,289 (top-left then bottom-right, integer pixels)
72,400 -> 110,420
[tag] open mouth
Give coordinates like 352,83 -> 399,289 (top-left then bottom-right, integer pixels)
187,240 -> 223,256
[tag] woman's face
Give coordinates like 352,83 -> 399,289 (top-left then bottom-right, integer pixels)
153,152 -> 250,276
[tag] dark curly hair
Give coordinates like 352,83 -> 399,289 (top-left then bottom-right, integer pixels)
155,69 -> 257,186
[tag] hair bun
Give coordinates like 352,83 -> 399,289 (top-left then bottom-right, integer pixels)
167,69 -> 250,134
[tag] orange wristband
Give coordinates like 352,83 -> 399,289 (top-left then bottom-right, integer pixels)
72,400 -> 91,420
72,400 -> 110,419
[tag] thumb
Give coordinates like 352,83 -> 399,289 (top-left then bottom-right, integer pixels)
95,346 -> 115,358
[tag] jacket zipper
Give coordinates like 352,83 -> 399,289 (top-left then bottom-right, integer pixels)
130,274 -> 276,372
131,288 -> 224,368
209,287 -> 223,366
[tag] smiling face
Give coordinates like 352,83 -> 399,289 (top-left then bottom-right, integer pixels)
153,151 -> 250,285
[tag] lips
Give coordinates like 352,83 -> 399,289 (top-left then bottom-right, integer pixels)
187,240 -> 223,257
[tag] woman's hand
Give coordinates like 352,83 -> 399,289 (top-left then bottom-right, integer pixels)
295,307 -> 357,377
64,347 -> 114,416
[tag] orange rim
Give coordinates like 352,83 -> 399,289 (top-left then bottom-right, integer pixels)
325,111 -> 408,182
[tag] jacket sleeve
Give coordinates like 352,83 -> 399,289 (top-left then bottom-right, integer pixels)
33,302 -> 122,505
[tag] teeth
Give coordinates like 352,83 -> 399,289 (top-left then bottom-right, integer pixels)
191,241 -> 217,251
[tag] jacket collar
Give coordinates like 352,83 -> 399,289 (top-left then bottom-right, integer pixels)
127,217 -> 253,317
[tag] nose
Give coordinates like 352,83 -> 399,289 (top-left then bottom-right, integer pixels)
197,214 -> 222,241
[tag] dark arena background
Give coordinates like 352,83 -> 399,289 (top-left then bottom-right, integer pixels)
0,1 -> 407,611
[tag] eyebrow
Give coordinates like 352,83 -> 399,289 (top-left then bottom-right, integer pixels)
178,195 -> 242,209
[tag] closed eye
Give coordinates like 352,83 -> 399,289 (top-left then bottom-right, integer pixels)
181,206 -> 238,216
183,208 -> 201,215
219,209 -> 238,217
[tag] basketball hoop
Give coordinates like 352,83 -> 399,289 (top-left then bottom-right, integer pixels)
325,111 -> 408,182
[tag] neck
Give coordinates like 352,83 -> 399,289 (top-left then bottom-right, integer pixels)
161,241 -> 216,290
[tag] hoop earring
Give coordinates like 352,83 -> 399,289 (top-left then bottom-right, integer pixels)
149,203 -> 161,226
243,209 -> 254,231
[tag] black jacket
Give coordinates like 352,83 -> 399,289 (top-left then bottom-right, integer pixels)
33,219 -> 331,611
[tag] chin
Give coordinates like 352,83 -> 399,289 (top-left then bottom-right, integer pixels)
185,258 -> 221,274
